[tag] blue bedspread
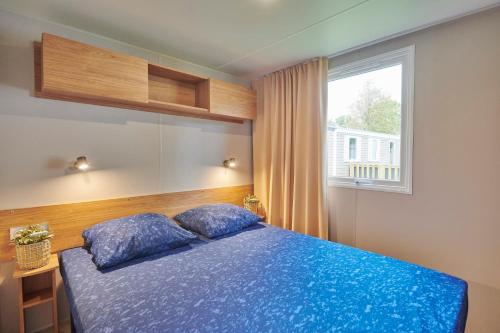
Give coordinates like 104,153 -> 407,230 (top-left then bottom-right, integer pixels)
60,223 -> 467,333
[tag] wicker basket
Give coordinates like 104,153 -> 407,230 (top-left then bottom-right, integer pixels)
245,201 -> 259,214
15,239 -> 51,270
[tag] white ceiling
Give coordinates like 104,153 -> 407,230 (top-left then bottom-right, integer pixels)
0,0 -> 498,78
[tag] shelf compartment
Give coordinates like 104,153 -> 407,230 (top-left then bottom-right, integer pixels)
149,75 -> 198,107
23,287 -> 53,309
148,64 -> 210,111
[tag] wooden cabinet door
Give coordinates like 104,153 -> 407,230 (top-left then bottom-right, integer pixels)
209,79 -> 256,120
41,33 -> 148,103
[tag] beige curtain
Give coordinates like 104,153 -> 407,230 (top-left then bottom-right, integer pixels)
253,57 -> 329,239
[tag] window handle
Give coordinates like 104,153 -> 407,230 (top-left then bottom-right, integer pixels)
354,179 -> 374,185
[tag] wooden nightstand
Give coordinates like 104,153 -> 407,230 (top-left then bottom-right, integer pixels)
13,254 -> 59,333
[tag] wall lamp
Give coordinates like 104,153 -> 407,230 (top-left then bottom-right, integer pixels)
223,158 -> 236,168
74,156 -> 89,171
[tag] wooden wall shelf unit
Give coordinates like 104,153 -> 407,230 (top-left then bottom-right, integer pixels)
34,33 -> 256,123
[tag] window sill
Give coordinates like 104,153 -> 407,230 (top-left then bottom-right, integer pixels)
328,178 -> 412,194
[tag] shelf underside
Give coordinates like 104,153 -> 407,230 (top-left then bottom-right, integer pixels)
34,91 -> 243,123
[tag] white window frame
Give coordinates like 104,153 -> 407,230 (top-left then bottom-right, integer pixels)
344,135 -> 361,162
328,46 -> 414,194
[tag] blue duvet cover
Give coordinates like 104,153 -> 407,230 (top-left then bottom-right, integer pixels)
60,223 -> 467,333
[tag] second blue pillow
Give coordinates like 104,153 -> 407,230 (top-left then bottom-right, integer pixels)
174,203 -> 262,238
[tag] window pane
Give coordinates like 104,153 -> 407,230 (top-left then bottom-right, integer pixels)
389,142 -> 395,164
328,64 -> 402,181
349,138 -> 356,160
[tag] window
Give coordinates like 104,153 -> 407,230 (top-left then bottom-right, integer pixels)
389,141 -> 395,165
344,136 -> 360,161
349,138 -> 357,160
368,139 -> 380,161
327,46 -> 414,194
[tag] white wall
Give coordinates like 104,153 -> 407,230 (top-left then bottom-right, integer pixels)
0,9 -> 253,333
328,8 -> 500,333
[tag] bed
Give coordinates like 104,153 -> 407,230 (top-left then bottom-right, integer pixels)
60,223 -> 468,333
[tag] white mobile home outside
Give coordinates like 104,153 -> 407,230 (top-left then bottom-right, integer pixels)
328,125 -> 400,181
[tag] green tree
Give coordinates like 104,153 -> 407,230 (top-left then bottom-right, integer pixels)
334,114 -> 362,129
334,82 -> 401,134
363,98 -> 400,134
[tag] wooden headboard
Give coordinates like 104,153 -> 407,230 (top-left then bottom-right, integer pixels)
0,184 -> 253,261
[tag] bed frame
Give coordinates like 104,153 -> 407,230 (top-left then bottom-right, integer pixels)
0,184 -> 253,261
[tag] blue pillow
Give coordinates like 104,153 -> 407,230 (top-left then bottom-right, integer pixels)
174,204 -> 262,238
83,213 -> 197,269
